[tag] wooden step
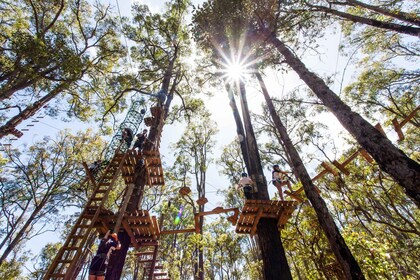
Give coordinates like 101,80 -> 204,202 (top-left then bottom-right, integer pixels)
62,246 -> 79,250
50,273 -> 65,277
57,260 -> 72,263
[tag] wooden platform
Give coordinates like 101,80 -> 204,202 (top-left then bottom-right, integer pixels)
117,150 -> 165,186
236,200 -> 298,235
95,209 -> 160,248
144,152 -> 164,186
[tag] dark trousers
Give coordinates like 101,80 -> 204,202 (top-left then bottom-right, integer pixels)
243,185 -> 253,199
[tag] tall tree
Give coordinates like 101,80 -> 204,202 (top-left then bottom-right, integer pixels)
0,129 -> 105,264
193,0 -> 420,207
0,0 -> 125,137
105,1 -> 194,278
171,109 -> 218,279
255,71 -> 365,279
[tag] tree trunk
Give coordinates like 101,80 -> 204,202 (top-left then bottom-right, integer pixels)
261,28 -> 420,208
346,0 -> 420,26
235,81 -> 293,280
0,205 -> 43,263
310,5 -> 420,37
104,52 -> 178,279
255,71 -> 365,279
104,232 -> 131,280
226,84 -> 252,172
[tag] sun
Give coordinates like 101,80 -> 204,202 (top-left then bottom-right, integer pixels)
225,61 -> 247,81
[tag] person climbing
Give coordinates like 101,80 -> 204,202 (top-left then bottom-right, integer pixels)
272,164 -> 293,200
237,172 -> 254,199
89,230 -> 121,280
122,127 -> 133,149
133,129 -> 148,150
88,160 -> 102,175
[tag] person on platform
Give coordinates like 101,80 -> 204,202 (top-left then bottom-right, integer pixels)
88,230 -> 121,280
133,129 -> 148,151
237,172 -> 254,199
272,164 -> 293,200
122,128 -> 133,149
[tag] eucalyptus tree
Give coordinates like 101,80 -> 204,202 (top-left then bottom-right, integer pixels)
0,129 -> 105,264
193,0 -> 420,208
170,109 -> 218,280
285,0 -> 420,37
0,0 -> 125,137
104,1 -> 196,278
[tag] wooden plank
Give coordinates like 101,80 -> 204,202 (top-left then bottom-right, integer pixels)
399,105 -> 419,127
312,169 -> 328,181
82,162 -> 97,189
122,220 -> 139,249
359,149 -> 374,164
321,162 -> 338,176
392,118 -> 405,141
374,123 -> 386,136
250,208 -> 263,235
341,150 -> 359,167
332,160 -> 350,175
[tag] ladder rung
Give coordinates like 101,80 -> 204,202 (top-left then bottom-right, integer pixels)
99,183 -> 111,186
91,197 -> 103,201
77,225 -> 90,228
95,189 -> 107,193
58,259 -> 72,263
50,273 -> 65,277
63,246 -> 79,250
71,235 -> 84,239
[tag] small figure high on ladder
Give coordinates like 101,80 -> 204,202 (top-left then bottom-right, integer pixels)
88,230 -> 121,280
272,164 -> 293,201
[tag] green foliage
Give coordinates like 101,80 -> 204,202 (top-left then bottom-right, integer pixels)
0,0 -> 126,123
0,258 -> 26,280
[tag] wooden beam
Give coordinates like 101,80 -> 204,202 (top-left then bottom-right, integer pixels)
250,208 -> 263,236
359,149 -> 374,164
284,190 -> 304,202
312,169 -> 328,181
341,150 -> 359,167
82,162 -> 97,189
122,220 -> 140,249
332,160 -> 350,175
374,123 -> 386,136
321,162 -> 338,176
114,183 -> 134,234
392,118 -> 405,141
400,105 -> 419,127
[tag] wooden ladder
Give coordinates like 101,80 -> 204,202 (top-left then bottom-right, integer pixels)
43,152 -> 129,280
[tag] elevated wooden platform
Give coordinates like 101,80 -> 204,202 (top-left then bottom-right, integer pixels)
95,210 -> 160,248
236,200 -> 298,235
144,151 -> 165,186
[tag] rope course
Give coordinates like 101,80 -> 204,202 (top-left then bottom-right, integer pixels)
289,105 -> 419,197
41,86 -> 418,280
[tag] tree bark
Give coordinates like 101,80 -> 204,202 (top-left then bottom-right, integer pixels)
236,81 -> 293,280
309,5 -> 420,37
261,28 -> 420,208
255,71 -> 365,279
225,84 -> 252,172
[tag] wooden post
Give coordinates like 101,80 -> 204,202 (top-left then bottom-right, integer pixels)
114,183 -> 135,234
